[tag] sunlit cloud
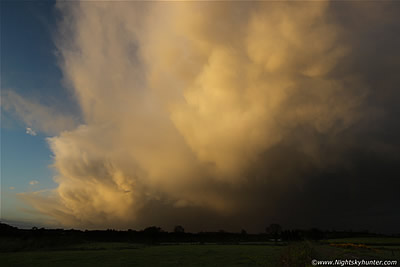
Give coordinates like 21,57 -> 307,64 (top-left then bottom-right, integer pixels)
19,1 -> 400,231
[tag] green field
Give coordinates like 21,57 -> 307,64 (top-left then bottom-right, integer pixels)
1,244 -> 283,267
1,239 -> 399,267
325,237 -> 400,246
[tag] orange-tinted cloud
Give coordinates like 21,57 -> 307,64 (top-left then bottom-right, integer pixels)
19,1 -> 400,232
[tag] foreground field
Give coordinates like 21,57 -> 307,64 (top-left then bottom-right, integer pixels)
1,239 -> 399,267
1,244 -> 283,267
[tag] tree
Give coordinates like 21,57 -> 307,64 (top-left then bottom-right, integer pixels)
143,226 -> 162,234
174,225 -> 185,233
266,223 -> 282,242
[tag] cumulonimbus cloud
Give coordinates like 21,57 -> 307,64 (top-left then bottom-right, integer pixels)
19,1 -> 400,231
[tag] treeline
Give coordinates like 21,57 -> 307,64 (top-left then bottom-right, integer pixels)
0,222 -> 393,250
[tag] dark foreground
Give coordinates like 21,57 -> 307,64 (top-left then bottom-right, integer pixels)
1,239 -> 399,267
1,222 -> 399,266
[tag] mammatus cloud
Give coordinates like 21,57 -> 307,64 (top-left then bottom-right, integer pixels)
1,90 -> 77,136
26,127 -> 37,136
20,1 -> 400,232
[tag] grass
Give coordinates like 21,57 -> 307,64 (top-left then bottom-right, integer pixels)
317,237 -> 400,263
1,238 -> 399,266
324,237 -> 400,246
0,244 -> 283,267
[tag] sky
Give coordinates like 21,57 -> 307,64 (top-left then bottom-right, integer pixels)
1,0 -> 400,234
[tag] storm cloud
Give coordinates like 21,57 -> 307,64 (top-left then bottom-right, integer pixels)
19,1 -> 400,233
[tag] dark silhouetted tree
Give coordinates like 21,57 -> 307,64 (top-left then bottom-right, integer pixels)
143,226 -> 162,234
174,225 -> 185,233
266,223 -> 282,242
